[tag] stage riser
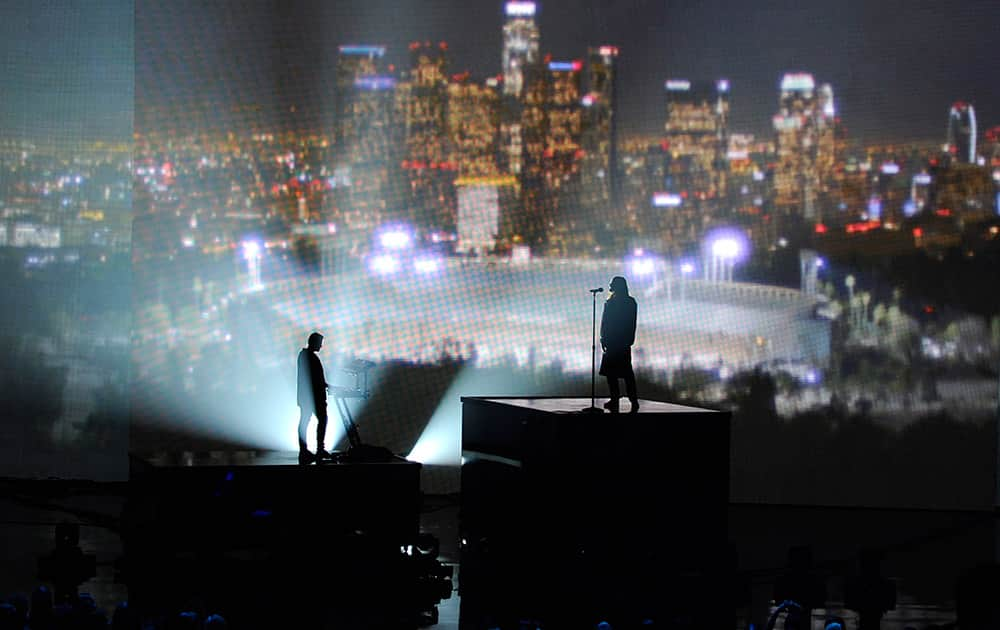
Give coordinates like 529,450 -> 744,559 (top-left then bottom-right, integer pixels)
126,462 -> 422,552
459,397 -> 731,626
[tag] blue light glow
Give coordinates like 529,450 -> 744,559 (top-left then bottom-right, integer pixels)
652,192 -> 682,207
339,45 -> 386,56
867,196 -> 882,220
354,76 -> 396,90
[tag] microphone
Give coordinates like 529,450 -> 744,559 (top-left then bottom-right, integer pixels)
589,287 -> 604,294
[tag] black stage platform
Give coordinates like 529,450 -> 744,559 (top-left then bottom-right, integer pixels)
122,450 -> 452,628
460,396 -> 732,628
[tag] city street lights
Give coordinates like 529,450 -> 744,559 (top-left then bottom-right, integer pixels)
241,240 -> 263,292
680,261 -> 695,301
709,237 -> 740,282
800,249 -> 824,296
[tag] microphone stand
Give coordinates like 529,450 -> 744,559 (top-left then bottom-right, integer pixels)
583,288 -> 605,413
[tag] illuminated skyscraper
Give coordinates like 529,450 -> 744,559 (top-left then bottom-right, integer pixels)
986,126 -> 1000,168
815,83 -> 839,200
544,60 -> 583,190
335,45 -> 386,144
400,41 -> 453,229
946,102 -> 977,164
663,78 -> 730,201
517,62 -> 550,244
500,1 -> 540,178
448,75 -> 517,252
772,73 -> 837,219
501,1 -> 540,99
447,74 -> 501,178
580,46 -> 618,213
334,45 -> 401,227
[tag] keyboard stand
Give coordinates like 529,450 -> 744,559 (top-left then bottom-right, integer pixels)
330,386 -> 365,450
329,358 -> 376,455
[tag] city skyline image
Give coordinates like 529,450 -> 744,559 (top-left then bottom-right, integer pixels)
1,0 -> 1000,627
130,0 -> 1000,143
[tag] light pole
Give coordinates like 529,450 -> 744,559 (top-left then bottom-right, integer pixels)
680,262 -> 694,301
711,237 -> 740,283
241,240 -> 262,292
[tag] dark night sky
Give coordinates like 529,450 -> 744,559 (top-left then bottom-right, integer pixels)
3,0 -> 998,144
1,0 -> 133,142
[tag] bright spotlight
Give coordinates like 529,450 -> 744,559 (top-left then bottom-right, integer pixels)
241,240 -> 261,260
369,253 -> 400,275
631,257 -> 655,276
413,256 -> 442,274
680,262 -> 695,275
378,228 -> 412,250
704,227 -> 750,262
711,237 -> 740,260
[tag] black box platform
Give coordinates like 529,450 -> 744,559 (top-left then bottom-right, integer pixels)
122,450 -> 446,627
459,396 -> 731,627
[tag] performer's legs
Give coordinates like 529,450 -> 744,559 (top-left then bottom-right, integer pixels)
315,406 -> 328,453
297,406 -> 312,453
624,365 -> 639,412
605,376 -> 621,413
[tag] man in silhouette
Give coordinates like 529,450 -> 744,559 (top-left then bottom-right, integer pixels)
600,276 -> 639,413
297,332 -> 330,461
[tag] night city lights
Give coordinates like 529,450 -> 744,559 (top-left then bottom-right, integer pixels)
2,0 -> 1000,627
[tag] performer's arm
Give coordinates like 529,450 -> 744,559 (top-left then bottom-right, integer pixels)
629,301 -> 637,346
600,302 -> 609,349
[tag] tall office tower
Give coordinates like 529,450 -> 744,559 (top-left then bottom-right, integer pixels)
772,73 -> 837,220
815,83 -> 839,197
334,46 -> 402,228
517,62 -> 550,244
663,79 -> 730,201
447,74 -> 501,178
946,102 -> 977,164
501,1 -> 541,98
400,41 -> 453,230
449,75 -> 519,253
987,128 -> 1000,212
986,126 -> 1000,168
544,60 -> 583,190
580,46 -> 618,216
335,45 -> 385,141
500,1 -> 541,177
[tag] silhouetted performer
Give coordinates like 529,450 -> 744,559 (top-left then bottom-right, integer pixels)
297,332 -> 330,460
773,545 -> 827,629
600,276 -> 638,413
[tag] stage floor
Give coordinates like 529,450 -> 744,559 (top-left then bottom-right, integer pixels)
464,396 -> 718,414
135,449 -> 409,467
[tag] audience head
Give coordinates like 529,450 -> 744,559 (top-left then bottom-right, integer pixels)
28,586 -> 53,628
111,601 -> 140,630
0,603 -> 19,630
203,614 -> 228,629
956,563 -> 1000,630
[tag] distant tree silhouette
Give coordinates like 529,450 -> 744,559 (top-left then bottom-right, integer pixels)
0,335 -> 67,450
